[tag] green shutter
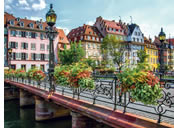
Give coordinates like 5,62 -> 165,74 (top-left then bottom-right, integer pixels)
15,42 -> 18,49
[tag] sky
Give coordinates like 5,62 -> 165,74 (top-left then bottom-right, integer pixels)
4,0 -> 174,39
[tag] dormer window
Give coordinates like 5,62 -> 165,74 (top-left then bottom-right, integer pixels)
10,20 -> 14,26
29,23 -> 34,28
20,22 -> 24,27
16,17 -> 20,22
39,24 -> 43,30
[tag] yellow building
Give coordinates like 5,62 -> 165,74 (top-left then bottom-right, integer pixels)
144,37 -> 158,71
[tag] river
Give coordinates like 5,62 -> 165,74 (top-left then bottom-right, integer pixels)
4,99 -> 72,128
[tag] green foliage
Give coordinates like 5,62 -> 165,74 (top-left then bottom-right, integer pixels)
137,49 -> 149,63
58,41 -> 85,65
101,35 -> 126,71
26,68 -> 38,79
117,63 -> 163,105
15,68 -> 26,78
81,58 -> 97,71
78,78 -> 95,89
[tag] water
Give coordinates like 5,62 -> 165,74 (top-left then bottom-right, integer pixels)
4,99 -> 72,128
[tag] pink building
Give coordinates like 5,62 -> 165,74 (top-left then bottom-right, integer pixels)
4,12 -> 67,72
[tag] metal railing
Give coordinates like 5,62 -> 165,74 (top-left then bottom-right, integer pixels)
4,74 -> 174,124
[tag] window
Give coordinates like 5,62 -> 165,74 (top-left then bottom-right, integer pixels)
31,65 -> 36,69
100,38 -> 103,41
31,53 -> 36,60
21,42 -> 28,49
97,44 -> 100,49
88,36 -> 90,40
135,32 -> 137,35
31,43 -> 36,50
137,38 -> 139,42
47,45 -> 49,51
12,52 -> 16,60
133,37 -> 135,41
10,30 -> 16,36
92,37 -> 95,41
21,64 -> 26,71
21,31 -> 26,37
40,44 -> 45,51
93,44 -> 95,49
39,24 -> 43,30
141,39 -> 143,43
21,53 -> 27,60
96,37 -> 99,41
31,32 -> 36,38
80,36 -> 83,40
10,20 -> 14,26
40,33 -> 44,40
10,42 -> 18,49
40,54 -> 45,61
153,58 -> 155,64
88,43 -> 91,49
40,65 -> 45,72
138,32 -> 140,36
30,23 -> 34,28
20,22 -> 24,27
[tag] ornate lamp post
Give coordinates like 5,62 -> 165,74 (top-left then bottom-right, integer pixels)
158,27 -> 166,78
8,48 -> 12,70
46,4 -> 58,93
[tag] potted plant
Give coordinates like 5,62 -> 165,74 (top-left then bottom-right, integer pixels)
33,69 -> 46,86
15,69 -> 26,82
117,63 -> 163,105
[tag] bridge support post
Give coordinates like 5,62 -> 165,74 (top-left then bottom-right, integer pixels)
35,96 -> 70,121
71,111 -> 95,128
20,89 -> 35,107
4,86 -> 19,100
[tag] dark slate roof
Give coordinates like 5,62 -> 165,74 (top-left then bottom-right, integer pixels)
128,24 -> 139,35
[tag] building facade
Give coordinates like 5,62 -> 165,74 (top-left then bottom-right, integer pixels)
67,24 -> 103,62
4,12 -> 60,72
126,24 -> 145,65
144,37 -> 158,71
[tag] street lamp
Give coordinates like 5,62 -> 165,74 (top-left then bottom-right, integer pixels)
46,4 -> 58,93
8,48 -> 12,70
158,27 -> 166,78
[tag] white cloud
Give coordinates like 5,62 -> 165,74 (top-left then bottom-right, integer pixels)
30,16 -> 43,21
32,0 -> 46,11
20,6 -> 31,10
5,0 -> 13,4
57,27 -> 70,35
5,5 -> 11,10
85,21 -> 95,26
18,0 -> 29,6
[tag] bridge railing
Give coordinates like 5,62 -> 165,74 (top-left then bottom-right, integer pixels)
5,74 -> 174,124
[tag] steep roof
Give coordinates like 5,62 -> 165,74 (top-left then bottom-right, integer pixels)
167,38 -> 174,46
4,12 -> 48,31
57,29 -> 69,44
67,24 -> 103,42
128,24 -> 138,35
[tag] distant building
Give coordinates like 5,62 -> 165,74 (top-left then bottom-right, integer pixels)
67,24 -> 103,62
144,37 -> 158,71
4,12 -> 64,72
94,16 -> 127,40
126,23 -> 145,65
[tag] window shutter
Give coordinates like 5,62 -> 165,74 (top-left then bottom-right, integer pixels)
38,54 -> 41,60
26,32 -> 28,37
18,53 -> 21,60
19,31 -> 21,37
35,33 -> 38,37
16,53 -> 18,60
26,53 -> 28,60
26,43 -> 28,49
8,42 -> 11,48
15,42 -> 18,49
29,32 -> 31,38
21,42 -> 23,49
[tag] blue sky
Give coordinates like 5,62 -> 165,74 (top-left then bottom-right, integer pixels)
4,0 -> 174,39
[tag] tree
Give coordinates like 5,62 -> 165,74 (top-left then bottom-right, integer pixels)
58,41 -> 85,65
101,35 -> 126,72
137,49 -> 149,63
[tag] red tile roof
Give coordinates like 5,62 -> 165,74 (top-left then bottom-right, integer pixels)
57,29 -> 69,44
4,12 -> 48,31
167,38 -> 174,46
67,24 -> 103,42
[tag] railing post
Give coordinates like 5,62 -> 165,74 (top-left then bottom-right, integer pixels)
123,92 -> 127,113
114,76 -> 117,110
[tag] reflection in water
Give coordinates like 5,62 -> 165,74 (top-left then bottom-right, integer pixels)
4,99 -> 72,128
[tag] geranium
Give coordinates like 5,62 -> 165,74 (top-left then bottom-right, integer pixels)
33,70 -> 46,81
16,69 -> 26,78
117,63 -> 163,105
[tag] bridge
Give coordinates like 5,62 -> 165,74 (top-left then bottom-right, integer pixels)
4,76 -> 174,128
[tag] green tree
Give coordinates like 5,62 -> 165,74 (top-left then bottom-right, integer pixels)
101,35 -> 126,72
137,49 -> 149,63
58,41 -> 85,65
